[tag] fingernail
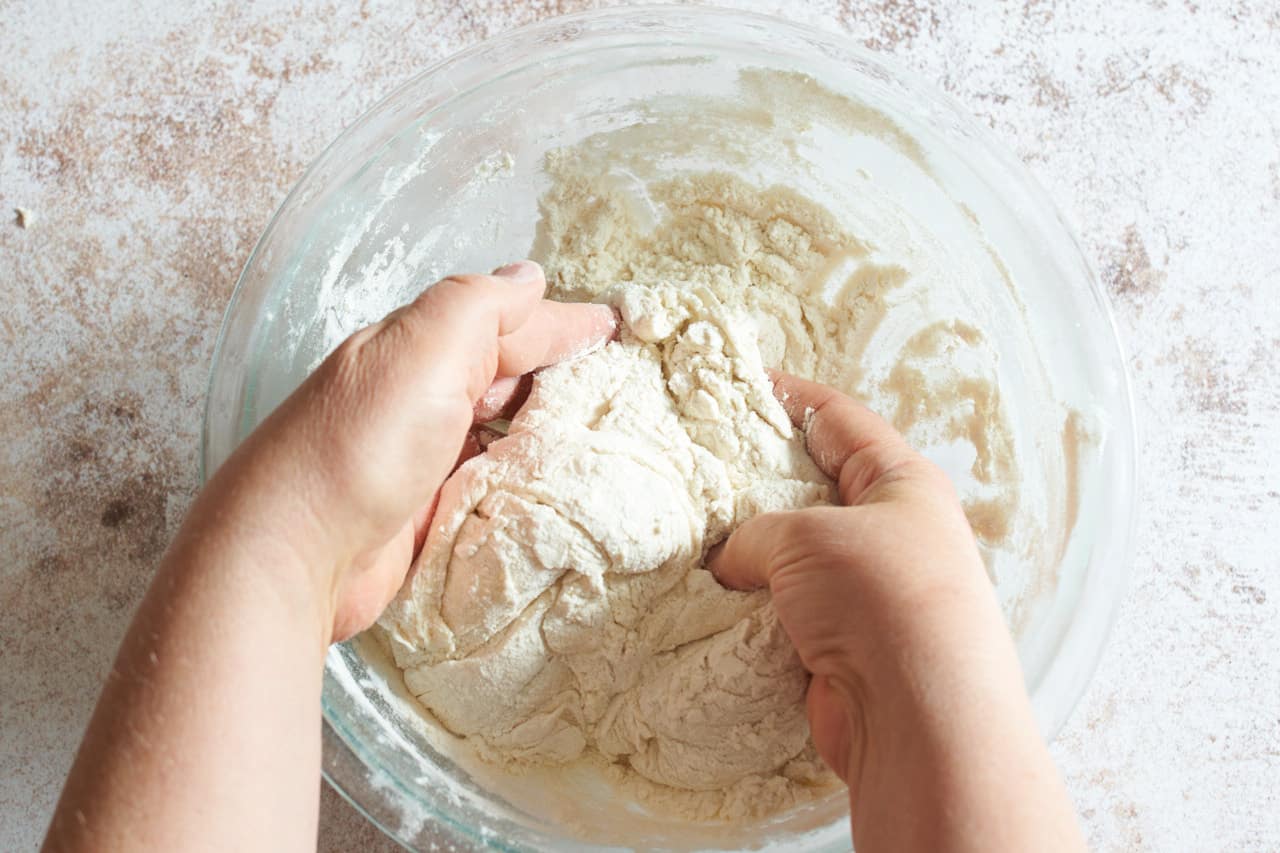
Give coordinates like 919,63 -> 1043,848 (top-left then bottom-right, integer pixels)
596,304 -> 621,332
493,259 -> 542,281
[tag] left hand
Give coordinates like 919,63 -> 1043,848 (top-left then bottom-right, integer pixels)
44,262 -> 613,853
200,260 -> 616,642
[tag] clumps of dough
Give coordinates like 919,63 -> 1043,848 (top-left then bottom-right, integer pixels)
379,283 -> 835,819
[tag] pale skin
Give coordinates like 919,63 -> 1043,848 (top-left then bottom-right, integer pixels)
44,260 -> 1085,852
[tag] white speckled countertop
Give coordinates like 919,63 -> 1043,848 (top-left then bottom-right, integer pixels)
2,1 -> 1277,850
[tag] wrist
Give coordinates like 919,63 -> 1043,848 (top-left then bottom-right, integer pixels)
174,469 -> 340,647
822,574 -> 1026,774
844,631 -> 1057,852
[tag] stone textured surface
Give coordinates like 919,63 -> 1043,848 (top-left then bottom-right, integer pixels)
2,1 -> 1277,850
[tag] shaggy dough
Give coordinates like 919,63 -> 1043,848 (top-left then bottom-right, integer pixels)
379,88 -> 1035,818
365,68 -> 1074,829
380,166 -> 1026,821
379,283 -> 836,816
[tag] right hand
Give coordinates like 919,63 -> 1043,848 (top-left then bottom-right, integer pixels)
709,372 -> 1084,852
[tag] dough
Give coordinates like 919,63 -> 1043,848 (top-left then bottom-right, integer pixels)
364,67 -> 1070,827
379,283 -> 836,817
379,169 -> 1025,822
379,89 -> 1033,818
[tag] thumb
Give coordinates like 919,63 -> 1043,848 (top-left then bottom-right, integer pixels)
770,371 -> 916,506
705,510 -> 803,591
387,262 -> 547,400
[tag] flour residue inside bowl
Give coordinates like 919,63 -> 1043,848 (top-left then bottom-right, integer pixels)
325,66 -> 1090,843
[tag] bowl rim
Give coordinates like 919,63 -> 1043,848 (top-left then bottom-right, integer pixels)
201,5 -> 1139,850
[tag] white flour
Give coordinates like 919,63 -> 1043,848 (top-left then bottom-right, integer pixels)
380,283 -> 838,819
372,68 -> 1071,827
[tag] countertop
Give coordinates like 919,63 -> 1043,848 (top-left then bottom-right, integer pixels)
2,1 -> 1277,850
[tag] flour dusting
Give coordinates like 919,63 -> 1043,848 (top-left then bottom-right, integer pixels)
380,282 -> 839,819
370,61 -> 1083,832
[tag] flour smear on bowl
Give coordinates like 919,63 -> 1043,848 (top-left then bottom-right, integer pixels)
314,68 -> 1092,838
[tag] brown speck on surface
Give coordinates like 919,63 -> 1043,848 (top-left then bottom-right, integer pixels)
1104,224 -> 1166,302
1233,583 -> 1267,605
1031,70 -> 1071,109
100,500 -> 134,529
14,207 -> 35,228
847,0 -> 941,52
1166,336 -> 1249,416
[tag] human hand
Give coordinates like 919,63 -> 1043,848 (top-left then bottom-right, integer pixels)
709,372 -> 1083,852
709,371 -> 991,781
46,262 -> 617,853
199,260 -> 616,642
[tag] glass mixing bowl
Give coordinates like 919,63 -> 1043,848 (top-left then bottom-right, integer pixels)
203,6 -> 1136,851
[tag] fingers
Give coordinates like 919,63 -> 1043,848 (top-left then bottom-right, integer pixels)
408,260 -> 547,339
473,424 -> 505,448
769,371 -> 916,506
458,430 -> 484,464
410,430 -> 485,555
385,262 -> 548,400
476,291 -> 616,421
496,299 -> 618,378
474,374 -> 533,422
705,510 -> 801,591
393,260 -> 615,401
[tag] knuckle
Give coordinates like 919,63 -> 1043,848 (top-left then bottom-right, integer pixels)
337,321 -> 381,355
755,510 -> 805,547
823,394 -> 862,425
321,321 -> 389,400
770,509 -> 824,542
420,277 -> 497,324
324,333 -> 368,384
901,456 -> 957,495
760,509 -> 840,566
